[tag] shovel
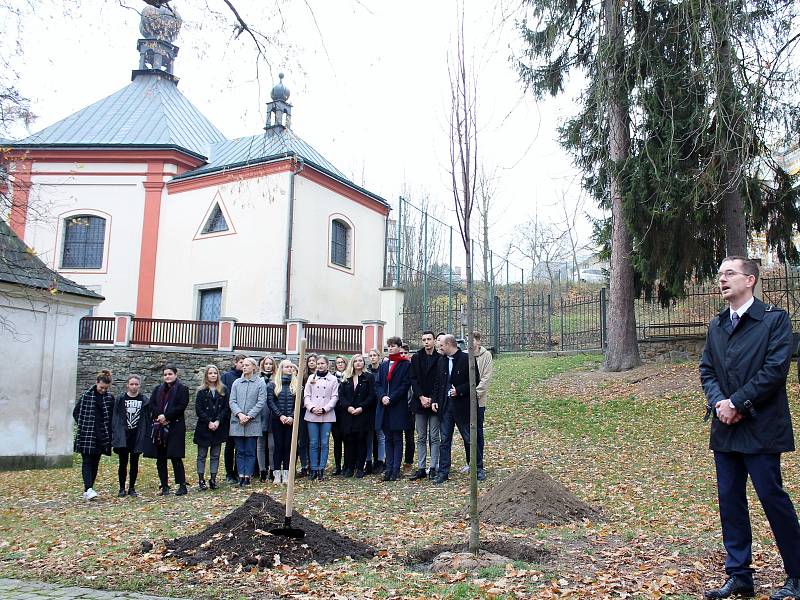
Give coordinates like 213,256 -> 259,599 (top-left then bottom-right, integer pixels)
270,338 -> 307,539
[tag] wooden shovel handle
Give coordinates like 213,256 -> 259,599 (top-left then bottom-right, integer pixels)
284,339 -> 307,519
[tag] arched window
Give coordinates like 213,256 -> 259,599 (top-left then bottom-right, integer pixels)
61,215 -> 106,269
330,218 -> 351,268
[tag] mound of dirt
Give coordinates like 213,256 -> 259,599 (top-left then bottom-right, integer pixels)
409,540 -> 550,566
478,468 -> 599,527
164,492 -> 375,568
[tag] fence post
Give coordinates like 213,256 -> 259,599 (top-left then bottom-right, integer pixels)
448,225 -> 453,333
395,197 -> 402,287
361,319 -> 386,355
285,318 -> 308,355
547,294 -> 553,350
217,317 -> 237,352
113,312 -> 134,346
520,269 -> 525,351
422,211 -> 429,330
599,287 -> 608,351
559,296 -> 565,351
492,296 -> 500,354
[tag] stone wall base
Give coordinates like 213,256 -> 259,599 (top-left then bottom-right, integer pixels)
0,454 -> 73,471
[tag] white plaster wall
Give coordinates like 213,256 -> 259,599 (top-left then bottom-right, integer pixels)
153,172 -> 290,323
22,162 -> 147,317
0,286 -> 99,461
289,175 -> 386,324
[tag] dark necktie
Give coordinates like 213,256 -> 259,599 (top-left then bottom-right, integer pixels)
731,311 -> 740,329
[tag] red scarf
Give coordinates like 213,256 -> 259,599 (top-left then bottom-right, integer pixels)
387,352 -> 409,381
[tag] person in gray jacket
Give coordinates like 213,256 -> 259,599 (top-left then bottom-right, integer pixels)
229,357 -> 267,487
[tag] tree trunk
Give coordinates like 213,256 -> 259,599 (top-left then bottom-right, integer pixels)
465,241 -> 480,554
604,0 -> 641,372
711,0 -> 746,256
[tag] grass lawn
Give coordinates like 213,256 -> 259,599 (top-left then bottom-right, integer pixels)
1,353 -> 798,599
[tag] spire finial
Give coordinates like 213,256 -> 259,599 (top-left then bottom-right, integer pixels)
133,4 -> 182,82
266,73 -> 292,130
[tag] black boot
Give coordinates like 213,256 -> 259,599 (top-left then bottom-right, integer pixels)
769,578 -> 800,600
175,484 -> 188,496
375,460 -> 385,474
260,470 -> 268,483
238,477 -> 245,487
410,468 -> 427,481
209,474 -> 218,490
298,467 -> 309,478
317,469 -> 325,481
332,465 -> 342,476
158,484 -> 170,496
364,461 -> 373,475
198,476 -> 207,491
704,576 -> 755,599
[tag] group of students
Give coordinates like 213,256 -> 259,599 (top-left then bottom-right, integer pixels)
72,331 -> 493,499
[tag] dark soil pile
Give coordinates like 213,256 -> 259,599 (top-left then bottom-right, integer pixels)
478,468 -> 599,527
164,493 -> 375,568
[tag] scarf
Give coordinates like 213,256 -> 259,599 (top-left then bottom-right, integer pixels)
156,381 -> 177,416
316,369 -> 328,378
387,352 -> 409,382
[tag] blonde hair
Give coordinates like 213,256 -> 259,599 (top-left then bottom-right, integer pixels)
343,354 -> 366,380
259,355 -> 276,380
273,359 -> 299,396
201,365 -> 226,395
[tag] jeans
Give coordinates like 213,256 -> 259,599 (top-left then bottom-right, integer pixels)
272,420 -> 293,471
367,428 -> 386,463
307,421 -> 333,471
196,444 -> 221,476
715,451 -> 800,577
415,413 -> 441,470
233,436 -> 257,478
384,430 -> 403,476
462,406 -> 486,470
257,431 -> 274,474
156,448 -> 186,488
116,449 -> 140,490
81,452 -> 102,491
438,408 -> 471,478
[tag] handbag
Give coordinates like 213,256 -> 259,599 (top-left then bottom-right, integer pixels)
151,421 -> 170,448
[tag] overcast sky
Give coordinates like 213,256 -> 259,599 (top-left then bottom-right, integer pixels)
6,0 -> 600,278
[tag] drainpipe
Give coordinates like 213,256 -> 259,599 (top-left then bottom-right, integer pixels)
284,154 -> 304,321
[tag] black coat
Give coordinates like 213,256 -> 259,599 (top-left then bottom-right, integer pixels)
409,349 -> 439,414
700,298 -> 795,454
193,387 -> 229,447
375,359 -> 412,432
111,393 -> 150,453
434,349 -> 480,417
338,371 -> 376,434
73,385 -> 114,455
142,381 -> 190,459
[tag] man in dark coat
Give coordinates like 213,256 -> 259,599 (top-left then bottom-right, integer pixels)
375,336 -> 412,481
221,354 -> 246,483
700,256 -> 800,600
432,334 -> 480,484
409,330 -> 441,480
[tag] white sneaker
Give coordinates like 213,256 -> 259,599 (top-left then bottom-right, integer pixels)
85,488 -> 98,501
273,470 -> 282,484
460,465 -> 470,474
282,470 -> 289,484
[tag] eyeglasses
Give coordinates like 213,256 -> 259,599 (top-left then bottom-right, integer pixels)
717,269 -> 753,279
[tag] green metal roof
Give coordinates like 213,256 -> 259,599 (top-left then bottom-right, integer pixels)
13,73 -> 225,159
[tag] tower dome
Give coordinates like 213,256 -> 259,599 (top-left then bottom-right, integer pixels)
271,73 -> 290,102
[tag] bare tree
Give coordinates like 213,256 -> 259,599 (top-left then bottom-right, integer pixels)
476,166 -> 497,293
557,190 -> 588,288
512,213 -> 569,291
447,3 -> 480,555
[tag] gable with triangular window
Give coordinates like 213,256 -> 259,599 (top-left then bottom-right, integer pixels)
194,192 -> 236,239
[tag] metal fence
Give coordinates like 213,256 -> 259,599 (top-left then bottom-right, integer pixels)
401,274 -> 800,353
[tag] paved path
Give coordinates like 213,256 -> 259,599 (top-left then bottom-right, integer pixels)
0,579 -> 187,599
